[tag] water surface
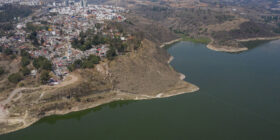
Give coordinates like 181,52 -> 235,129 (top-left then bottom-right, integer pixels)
1,40 -> 280,140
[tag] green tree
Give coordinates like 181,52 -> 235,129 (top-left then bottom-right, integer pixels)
4,48 -> 13,55
29,31 -> 37,40
95,23 -> 102,30
10,54 -> 16,60
40,70 -> 50,84
87,55 -> 100,64
82,60 -> 94,68
68,55 -> 100,70
20,67 -> 30,76
81,55 -> 100,68
26,23 -> 40,32
73,59 -> 83,69
21,56 -> 30,67
20,50 -> 31,66
8,73 -> 23,83
28,31 -> 39,46
42,61 -> 52,70
71,28 -> 109,51
117,43 -> 127,52
79,31 -> 86,38
0,67 -> 4,75
67,65 -> 75,72
21,50 -> 31,58
106,48 -> 117,60
33,56 -> 52,70
41,38 -> 45,45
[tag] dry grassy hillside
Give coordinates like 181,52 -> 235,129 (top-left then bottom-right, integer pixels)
109,39 -> 188,95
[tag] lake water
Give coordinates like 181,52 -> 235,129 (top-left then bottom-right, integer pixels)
1,41 -> 280,140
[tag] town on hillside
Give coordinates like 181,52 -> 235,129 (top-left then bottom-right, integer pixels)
0,0 -> 133,85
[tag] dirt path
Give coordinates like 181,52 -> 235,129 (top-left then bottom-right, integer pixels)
0,74 -> 78,105
53,74 -> 79,88
0,88 -> 30,106
0,74 -> 79,120
0,87 -> 38,121
0,104 -> 8,120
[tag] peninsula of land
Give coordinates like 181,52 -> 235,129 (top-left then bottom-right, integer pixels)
2,0 -> 280,135
0,39 -> 199,135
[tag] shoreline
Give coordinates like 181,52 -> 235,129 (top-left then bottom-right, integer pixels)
205,36 -> 280,53
237,36 -> 280,42
167,56 -> 174,64
163,38 -> 249,53
206,43 -> 248,53
0,82 -> 199,135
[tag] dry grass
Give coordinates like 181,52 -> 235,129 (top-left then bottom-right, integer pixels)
206,18 -> 249,32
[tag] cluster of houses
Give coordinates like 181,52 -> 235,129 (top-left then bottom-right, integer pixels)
0,1 -> 128,84
50,2 -> 127,22
0,0 -> 43,6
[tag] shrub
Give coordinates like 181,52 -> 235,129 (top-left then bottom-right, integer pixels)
4,48 -> 13,55
106,48 -> 117,60
67,55 -> 101,71
8,73 -> 23,83
19,82 -> 25,87
33,56 -> 52,70
20,67 -> 30,76
40,70 -> 50,84
10,54 -> 16,59
21,56 -> 30,67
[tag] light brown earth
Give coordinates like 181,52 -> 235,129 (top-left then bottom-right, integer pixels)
206,18 -> 249,33
207,42 -> 248,53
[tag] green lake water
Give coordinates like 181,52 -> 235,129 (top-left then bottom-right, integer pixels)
1,41 -> 280,140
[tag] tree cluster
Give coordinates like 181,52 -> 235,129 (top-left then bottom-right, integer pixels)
5,51 -> 53,84
25,22 -> 48,32
106,47 -> 117,60
33,56 -> 53,71
71,32 -> 107,51
3,48 -> 13,55
21,50 -> 31,67
67,55 -> 100,71
110,37 -> 128,52
40,70 -> 50,84
71,26 -> 134,61
20,67 -> 31,76
8,73 -> 23,84
28,31 -> 40,47
32,56 -> 53,84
